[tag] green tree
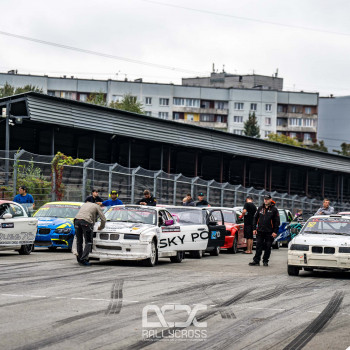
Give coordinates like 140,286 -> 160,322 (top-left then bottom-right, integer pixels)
243,112 -> 260,138
109,94 -> 144,114
267,133 -> 303,147
0,82 -> 42,98
307,140 -> 328,153
333,142 -> 350,156
86,92 -> 106,106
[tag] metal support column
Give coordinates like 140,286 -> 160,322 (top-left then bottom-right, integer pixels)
13,149 -> 25,197
291,194 -> 298,213
131,166 -> 141,204
153,170 -> 162,199
108,163 -> 119,195
82,159 -> 93,201
4,102 -> 10,186
191,177 -> 199,198
207,180 -> 215,202
173,174 -> 182,205
51,127 -> 55,156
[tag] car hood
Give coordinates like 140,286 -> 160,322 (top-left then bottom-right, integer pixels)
95,221 -> 154,234
292,233 -> 350,247
36,217 -> 74,229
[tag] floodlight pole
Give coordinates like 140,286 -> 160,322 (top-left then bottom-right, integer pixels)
5,102 -> 10,186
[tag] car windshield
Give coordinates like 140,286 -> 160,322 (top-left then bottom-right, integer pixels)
213,210 -> 235,223
279,210 -> 287,223
34,204 -> 81,218
168,208 -> 205,225
105,207 -> 156,225
301,217 -> 350,235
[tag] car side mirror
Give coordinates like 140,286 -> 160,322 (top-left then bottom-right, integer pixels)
165,219 -> 174,226
208,221 -> 217,226
2,213 -> 12,219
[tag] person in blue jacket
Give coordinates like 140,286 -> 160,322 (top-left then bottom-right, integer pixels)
13,186 -> 35,208
102,190 -> 123,207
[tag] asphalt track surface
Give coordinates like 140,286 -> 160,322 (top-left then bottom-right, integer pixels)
1,247 -> 350,350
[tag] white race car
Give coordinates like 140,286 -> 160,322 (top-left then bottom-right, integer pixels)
0,200 -> 38,255
288,214 -> 350,276
88,205 -> 209,266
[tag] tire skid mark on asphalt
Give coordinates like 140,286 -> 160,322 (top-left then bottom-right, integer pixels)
124,288 -> 253,350
105,279 -> 124,315
55,309 -> 106,326
282,291 -> 344,350
0,267 -> 113,287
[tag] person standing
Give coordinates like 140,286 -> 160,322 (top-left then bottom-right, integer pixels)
136,190 -> 157,206
249,194 -> 280,267
240,196 -> 257,254
196,192 -> 209,207
182,193 -> 195,206
13,186 -> 35,209
102,190 -> 123,207
74,202 -> 106,266
85,189 -> 103,206
315,199 -> 334,215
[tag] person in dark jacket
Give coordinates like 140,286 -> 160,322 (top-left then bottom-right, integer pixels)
136,190 -> 157,206
182,193 -> 195,206
85,189 -> 103,206
240,196 -> 257,254
249,194 -> 280,267
196,192 -> 209,207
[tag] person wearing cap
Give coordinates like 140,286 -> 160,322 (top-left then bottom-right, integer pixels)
85,189 -> 103,206
102,191 -> 123,207
196,192 -> 209,207
136,190 -> 157,206
240,196 -> 257,254
249,194 -> 280,267
13,186 -> 35,208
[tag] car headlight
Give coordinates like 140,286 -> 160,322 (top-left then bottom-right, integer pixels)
54,228 -> 72,233
290,244 -> 309,251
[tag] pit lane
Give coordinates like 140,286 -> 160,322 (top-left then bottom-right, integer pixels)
1,248 -> 350,350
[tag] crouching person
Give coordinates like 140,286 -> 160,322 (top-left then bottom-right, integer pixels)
74,202 -> 106,266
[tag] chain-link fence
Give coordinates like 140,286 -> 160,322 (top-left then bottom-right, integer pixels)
1,150 -> 350,217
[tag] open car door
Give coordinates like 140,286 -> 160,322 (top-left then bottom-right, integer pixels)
206,209 -> 226,251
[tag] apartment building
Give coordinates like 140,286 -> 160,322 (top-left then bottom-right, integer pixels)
0,71 -> 318,141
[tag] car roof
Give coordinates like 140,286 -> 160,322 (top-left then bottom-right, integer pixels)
0,200 -> 14,204
309,214 -> 350,219
210,207 -> 236,211
42,201 -> 84,205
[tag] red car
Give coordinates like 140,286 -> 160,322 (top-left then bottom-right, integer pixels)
211,207 -> 246,254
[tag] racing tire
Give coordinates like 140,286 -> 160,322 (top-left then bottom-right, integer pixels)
228,235 -> 238,254
18,244 -> 34,255
287,265 -> 300,276
190,250 -> 202,259
170,251 -> 184,263
304,268 -> 314,272
143,239 -> 158,267
210,246 -> 221,256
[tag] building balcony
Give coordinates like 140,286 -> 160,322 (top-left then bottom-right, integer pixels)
172,106 -> 229,115
175,119 -> 228,129
277,112 -> 318,119
276,125 -> 317,133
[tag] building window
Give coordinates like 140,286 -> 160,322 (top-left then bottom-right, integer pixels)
289,132 -> 297,138
112,95 -> 123,102
234,116 -> 243,123
48,90 -> 55,96
186,99 -> 200,107
291,106 -> 297,113
277,105 -> 283,113
233,129 -> 244,135
186,114 -> 194,121
145,97 -> 152,105
303,118 -> 315,127
145,111 -> 152,116
250,103 -> 257,111
265,117 -> 271,126
173,98 -> 185,106
159,98 -> 169,106
265,104 -> 272,112
234,102 -> 244,110
304,133 -> 311,141
201,101 -> 210,109
217,101 -> 225,110
201,114 -> 215,122
265,131 -> 271,137
173,113 -> 180,120
216,115 -> 222,123
290,118 -> 302,126
158,112 -> 169,119
79,93 -> 87,102
305,107 -> 312,114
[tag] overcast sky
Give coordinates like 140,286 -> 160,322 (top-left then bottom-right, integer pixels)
1,0 -> 350,96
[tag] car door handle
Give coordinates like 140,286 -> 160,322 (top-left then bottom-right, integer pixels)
198,228 -> 205,230
28,222 -> 37,225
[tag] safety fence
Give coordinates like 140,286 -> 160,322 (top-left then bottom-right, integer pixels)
1,150 -> 349,217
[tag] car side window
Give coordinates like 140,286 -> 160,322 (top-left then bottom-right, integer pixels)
158,211 -> 168,226
10,203 -> 24,217
0,204 -> 11,218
